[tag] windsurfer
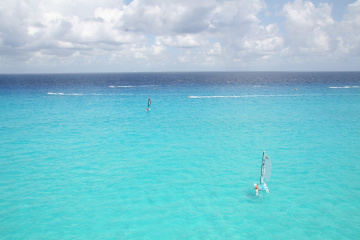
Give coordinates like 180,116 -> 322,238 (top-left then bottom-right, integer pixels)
254,184 -> 259,195
146,98 -> 151,111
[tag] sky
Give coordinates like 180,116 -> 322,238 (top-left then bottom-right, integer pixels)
0,0 -> 359,73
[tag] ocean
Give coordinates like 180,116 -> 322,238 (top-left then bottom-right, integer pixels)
0,72 -> 359,239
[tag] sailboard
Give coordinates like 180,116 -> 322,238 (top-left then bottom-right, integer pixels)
146,98 -> 151,111
254,151 -> 271,195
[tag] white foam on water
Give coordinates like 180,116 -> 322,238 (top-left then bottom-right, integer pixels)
188,94 -> 303,99
329,86 -> 360,89
109,85 -> 156,88
47,92 -> 84,96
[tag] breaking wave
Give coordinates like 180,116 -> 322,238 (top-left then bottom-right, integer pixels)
329,86 -> 360,89
188,94 -> 302,99
47,92 -> 84,96
109,85 -> 156,88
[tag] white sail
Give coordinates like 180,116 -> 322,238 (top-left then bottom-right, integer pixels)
263,153 -> 271,183
260,152 -> 271,184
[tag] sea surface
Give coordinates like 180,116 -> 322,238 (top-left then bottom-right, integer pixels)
0,72 -> 360,239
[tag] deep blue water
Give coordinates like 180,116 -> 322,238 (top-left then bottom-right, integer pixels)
1,72 -> 360,239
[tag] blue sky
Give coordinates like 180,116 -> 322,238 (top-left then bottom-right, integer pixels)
0,0 -> 359,73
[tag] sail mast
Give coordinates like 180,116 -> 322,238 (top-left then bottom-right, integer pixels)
260,151 -> 265,185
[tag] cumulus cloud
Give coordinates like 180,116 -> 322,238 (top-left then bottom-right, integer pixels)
337,0 -> 360,56
282,0 -> 360,66
282,0 -> 334,56
0,0 -> 359,72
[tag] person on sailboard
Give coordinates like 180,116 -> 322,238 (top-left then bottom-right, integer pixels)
254,184 -> 259,195
254,183 -> 269,195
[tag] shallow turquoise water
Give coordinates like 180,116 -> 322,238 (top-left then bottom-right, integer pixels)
1,73 -> 360,239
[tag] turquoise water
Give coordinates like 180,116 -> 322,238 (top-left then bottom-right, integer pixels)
1,72 -> 360,239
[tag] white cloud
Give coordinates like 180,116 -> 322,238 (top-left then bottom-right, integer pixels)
281,0 -> 360,68
94,7 -> 123,23
0,0 -> 359,72
282,0 -> 334,54
337,0 -> 360,56
156,35 -> 206,48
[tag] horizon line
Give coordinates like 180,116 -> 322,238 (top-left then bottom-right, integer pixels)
1,70 -> 360,75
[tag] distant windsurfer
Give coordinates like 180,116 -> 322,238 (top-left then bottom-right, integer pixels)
146,98 -> 151,111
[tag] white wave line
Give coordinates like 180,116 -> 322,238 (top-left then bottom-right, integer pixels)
188,94 -> 302,99
329,86 -> 360,89
47,92 -> 84,96
47,92 -> 139,96
109,85 -> 156,88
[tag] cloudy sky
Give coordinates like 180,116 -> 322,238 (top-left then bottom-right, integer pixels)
0,0 -> 359,73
